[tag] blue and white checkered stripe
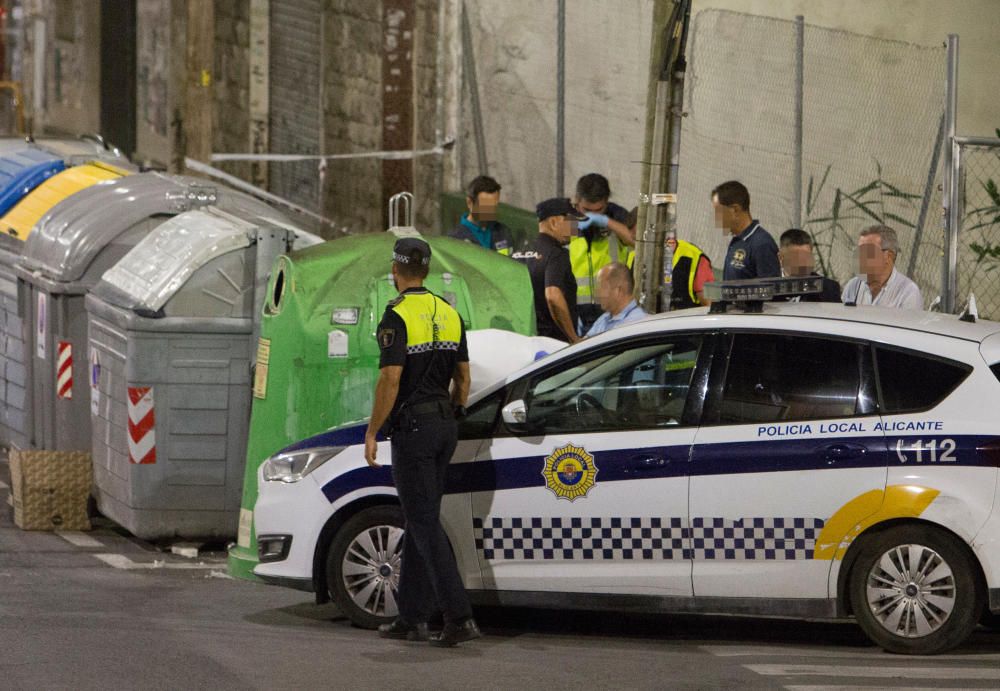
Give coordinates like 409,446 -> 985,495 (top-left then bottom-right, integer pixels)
473,516 -> 825,561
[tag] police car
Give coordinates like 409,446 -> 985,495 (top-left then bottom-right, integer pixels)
253,277 -> 1000,655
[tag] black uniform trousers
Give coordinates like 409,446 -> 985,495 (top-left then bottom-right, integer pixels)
390,406 -> 472,625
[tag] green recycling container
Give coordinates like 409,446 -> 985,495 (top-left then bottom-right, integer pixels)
228,229 -> 535,580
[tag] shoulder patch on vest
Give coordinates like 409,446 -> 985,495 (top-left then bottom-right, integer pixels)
378,328 -> 395,349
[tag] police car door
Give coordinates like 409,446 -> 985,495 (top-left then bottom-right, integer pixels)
689,330 -> 888,603
470,333 -> 713,597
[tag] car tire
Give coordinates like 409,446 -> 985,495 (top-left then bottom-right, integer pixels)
849,524 -> 983,654
326,505 -> 405,629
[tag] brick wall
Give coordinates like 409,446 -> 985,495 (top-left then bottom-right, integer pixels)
320,0 -> 383,234
213,0 -> 251,181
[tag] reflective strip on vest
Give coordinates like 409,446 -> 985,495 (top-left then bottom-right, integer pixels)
570,234 -> 630,304
391,292 -> 463,353
670,239 -> 705,306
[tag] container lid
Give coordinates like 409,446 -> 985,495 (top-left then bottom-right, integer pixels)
0,148 -> 65,217
100,207 -> 257,311
21,172 -> 291,282
0,161 -> 131,241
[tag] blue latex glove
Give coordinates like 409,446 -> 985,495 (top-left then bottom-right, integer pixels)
585,211 -> 609,228
576,215 -> 594,231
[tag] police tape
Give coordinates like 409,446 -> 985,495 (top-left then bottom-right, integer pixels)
183,157 -> 340,229
209,139 -> 454,163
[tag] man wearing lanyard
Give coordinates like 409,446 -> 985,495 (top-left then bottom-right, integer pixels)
712,180 -> 780,281
448,175 -> 515,256
585,263 -> 648,337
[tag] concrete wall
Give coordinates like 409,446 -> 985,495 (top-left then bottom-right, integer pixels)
451,0 -> 655,216
692,0 -> 1000,138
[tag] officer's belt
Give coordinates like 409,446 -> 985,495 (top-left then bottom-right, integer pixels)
399,399 -> 452,419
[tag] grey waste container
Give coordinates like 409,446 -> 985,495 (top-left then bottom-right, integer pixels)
86,207 -> 317,539
0,234 -> 27,445
12,172 -> 291,452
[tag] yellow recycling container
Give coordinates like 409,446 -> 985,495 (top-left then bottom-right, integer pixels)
0,161 -> 131,240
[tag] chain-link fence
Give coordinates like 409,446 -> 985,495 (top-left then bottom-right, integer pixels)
677,9 -> 946,305
955,138 -> 1000,320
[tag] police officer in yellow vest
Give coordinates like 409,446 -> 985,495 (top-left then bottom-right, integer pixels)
570,174 -> 635,333
364,237 -> 481,648
663,232 -> 715,310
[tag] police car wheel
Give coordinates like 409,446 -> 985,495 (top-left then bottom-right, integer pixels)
327,505 -> 405,629
849,525 -> 983,655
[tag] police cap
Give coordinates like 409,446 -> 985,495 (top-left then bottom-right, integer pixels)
393,237 -> 432,265
536,197 -> 588,222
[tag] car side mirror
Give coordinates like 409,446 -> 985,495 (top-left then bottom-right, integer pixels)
501,399 -> 527,425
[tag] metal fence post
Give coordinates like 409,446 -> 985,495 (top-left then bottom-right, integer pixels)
556,0 -> 566,196
460,2 -> 488,175
793,15 -> 804,229
942,34 -> 959,313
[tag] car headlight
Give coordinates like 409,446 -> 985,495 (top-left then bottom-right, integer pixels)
261,447 -> 344,483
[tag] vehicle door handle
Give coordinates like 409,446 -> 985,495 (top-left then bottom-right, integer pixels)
820,443 -> 867,463
628,454 -> 668,472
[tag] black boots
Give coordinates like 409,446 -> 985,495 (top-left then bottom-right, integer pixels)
377,619 -> 430,642
429,618 -> 481,647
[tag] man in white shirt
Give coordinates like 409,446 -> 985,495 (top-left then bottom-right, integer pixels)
585,262 -> 647,337
842,225 -> 923,310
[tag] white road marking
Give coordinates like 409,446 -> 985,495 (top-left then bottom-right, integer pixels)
56,531 -> 103,548
746,664 -> 1000,680
701,644 -> 1000,662
785,686 -> 973,691
94,554 -> 225,570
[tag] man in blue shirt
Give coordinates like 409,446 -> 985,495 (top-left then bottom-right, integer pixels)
585,262 -> 647,337
712,180 -> 780,281
448,175 -> 515,256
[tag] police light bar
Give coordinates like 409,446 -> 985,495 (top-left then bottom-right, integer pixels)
704,276 -> 823,313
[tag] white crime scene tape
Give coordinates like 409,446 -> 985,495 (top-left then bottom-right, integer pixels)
210,139 -> 454,163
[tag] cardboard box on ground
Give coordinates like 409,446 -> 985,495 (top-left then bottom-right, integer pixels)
9,450 -> 92,531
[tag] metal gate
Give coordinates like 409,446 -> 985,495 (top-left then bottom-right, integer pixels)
268,0 -> 321,212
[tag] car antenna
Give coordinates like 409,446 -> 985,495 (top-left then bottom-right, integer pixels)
958,293 -> 978,323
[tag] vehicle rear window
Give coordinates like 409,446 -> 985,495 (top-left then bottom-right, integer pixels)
720,334 -> 862,424
992,363 -> 1000,384
875,347 -> 971,413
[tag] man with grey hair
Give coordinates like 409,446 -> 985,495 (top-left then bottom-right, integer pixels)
841,225 -> 923,309
585,262 -> 647,337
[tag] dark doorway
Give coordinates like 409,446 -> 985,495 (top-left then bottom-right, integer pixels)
100,0 -> 137,157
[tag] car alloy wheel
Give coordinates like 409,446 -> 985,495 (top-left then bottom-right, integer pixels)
865,543 -> 956,638
341,523 -> 404,619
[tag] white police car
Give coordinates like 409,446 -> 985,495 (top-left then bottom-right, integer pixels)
253,277 -> 1000,654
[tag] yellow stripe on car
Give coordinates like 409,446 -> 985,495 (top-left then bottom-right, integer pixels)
813,484 -> 940,560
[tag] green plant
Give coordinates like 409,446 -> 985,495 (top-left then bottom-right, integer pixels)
803,161 -> 922,281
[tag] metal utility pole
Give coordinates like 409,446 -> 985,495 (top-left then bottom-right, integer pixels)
634,0 -> 691,313
793,15 -> 804,228
941,34 -> 959,313
556,0 -> 566,196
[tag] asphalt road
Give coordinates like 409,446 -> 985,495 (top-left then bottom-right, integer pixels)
2,457 -> 1000,690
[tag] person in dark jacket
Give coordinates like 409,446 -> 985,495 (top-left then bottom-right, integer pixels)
776,228 -> 842,302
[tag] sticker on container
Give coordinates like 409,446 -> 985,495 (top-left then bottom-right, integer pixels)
90,350 -> 101,416
56,341 -> 72,399
328,330 -> 349,358
127,386 -> 156,465
237,508 -> 254,549
253,337 -> 270,399
35,292 -> 47,360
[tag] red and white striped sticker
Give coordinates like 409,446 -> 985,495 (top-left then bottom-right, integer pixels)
127,386 -> 156,465
57,341 -> 73,399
